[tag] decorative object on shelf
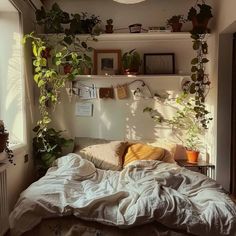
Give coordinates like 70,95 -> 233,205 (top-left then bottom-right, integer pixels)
99,87 -> 114,99
35,3 -> 70,34
148,26 -> 171,33
122,49 -> 142,75
129,24 -> 142,33
144,53 -> 175,75
187,0 -> 213,33
94,49 -> 121,75
0,120 -> 14,164
143,93 -> 205,163
23,32 -> 92,169
113,0 -> 146,4
105,19 -> 114,33
186,1 -> 213,128
166,15 -> 186,32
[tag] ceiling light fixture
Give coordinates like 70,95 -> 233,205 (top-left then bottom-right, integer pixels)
113,0 -> 146,4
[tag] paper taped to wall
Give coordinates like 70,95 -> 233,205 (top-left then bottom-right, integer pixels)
79,84 -> 96,99
75,103 -> 93,117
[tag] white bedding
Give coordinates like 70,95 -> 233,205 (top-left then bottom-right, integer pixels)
9,153 -> 236,236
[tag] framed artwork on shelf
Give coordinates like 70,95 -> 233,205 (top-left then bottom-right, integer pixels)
144,53 -> 175,75
94,49 -> 121,75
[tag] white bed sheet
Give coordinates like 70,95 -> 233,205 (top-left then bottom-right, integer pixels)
9,153 -> 236,236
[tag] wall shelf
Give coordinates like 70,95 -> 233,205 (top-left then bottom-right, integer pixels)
40,32 -> 192,42
75,74 -> 190,80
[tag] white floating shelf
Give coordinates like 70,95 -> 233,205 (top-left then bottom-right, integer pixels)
40,32 -> 192,42
75,74 -> 190,80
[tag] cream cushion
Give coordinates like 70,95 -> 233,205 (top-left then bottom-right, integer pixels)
74,140 -> 127,171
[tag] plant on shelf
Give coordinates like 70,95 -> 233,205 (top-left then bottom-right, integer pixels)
167,15 -> 186,32
122,49 -> 142,75
187,1 -> 213,33
35,3 -> 70,34
143,93 -> 208,163
0,120 -> 14,164
23,32 -> 93,170
105,19 -> 114,33
184,1 -> 213,129
69,12 -> 101,35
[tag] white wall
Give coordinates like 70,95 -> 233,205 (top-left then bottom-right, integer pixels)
44,0 -> 218,166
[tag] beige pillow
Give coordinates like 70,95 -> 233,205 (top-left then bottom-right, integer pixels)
74,137 -> 110,151
74,141 -> 128,171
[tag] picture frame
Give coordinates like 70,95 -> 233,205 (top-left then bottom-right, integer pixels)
144,53 -> 175,75
94,49 -> 121,75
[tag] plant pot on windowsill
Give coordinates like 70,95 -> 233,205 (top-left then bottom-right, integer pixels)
171,22 -> 183,32
186,149 -> 199,163
0,133 -> 9,153
123,67 -> 140,75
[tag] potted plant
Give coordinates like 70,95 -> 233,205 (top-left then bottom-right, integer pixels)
144,93 -> 206,163
69,12 -> 101,34
187,2 -> 213,33
167,15 -> 186,32
122,49 -> 142,75
35,3 -> 70,34
0,120 -> 14,164
105,19 -> 114,33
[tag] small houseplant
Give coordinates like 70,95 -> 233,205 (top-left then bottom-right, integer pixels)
167,15 -> 186,32
0,120 -> 14,164
187,1 -> 213,33
35,3 -> 70,33
105,19 -> 113,33
122,49 -> 142,75
143,93 -> 206,163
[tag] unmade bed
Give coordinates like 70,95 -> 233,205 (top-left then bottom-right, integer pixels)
9,152 -> 236,236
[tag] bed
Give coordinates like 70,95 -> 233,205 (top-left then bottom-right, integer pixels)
9,138 -> 236,236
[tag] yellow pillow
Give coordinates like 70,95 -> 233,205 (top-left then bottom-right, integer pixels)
123,143 -> 166,166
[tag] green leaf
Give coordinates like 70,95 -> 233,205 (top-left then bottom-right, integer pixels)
191,66 -> 198,72
191,58 -> 198,65
202,58 -> 209,63
33,44 -> 38,57
38,79 -> 45,87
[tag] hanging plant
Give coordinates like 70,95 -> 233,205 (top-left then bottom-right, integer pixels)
185,0 -> 213,129
23,32 -> 93,169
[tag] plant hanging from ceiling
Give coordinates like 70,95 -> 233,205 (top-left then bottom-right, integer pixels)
184,0 -> 213,129
23,32 -> 93,169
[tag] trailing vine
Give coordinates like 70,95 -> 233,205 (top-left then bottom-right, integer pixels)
185,1 -> 213,129
23,32 -> 93,168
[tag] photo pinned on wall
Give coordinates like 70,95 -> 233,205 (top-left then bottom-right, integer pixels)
143,53 -> 175,75
94,49 -> 121,75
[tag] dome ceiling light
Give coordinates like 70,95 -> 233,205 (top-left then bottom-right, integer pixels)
113,0 -> 146,4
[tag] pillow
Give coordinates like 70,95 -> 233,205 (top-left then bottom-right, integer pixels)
123,143 -> 175,167
74,141 -> 128,171
74,137 -> 110,151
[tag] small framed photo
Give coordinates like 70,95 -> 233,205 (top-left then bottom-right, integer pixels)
144,53 -> 175,75
94,49 -> 121,75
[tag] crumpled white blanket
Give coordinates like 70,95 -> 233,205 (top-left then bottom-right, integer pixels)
9,153 -> 236,236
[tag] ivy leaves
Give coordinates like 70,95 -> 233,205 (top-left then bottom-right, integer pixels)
186,33 -> 212,129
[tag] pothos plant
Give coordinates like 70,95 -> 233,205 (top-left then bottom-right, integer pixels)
23,32 -> 93,169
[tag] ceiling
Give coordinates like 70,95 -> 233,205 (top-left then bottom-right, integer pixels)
0,0 -> 18,12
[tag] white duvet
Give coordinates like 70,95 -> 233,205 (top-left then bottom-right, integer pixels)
9,154 -> 236,236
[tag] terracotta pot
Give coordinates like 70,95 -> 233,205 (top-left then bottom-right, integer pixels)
0,133 -> 9,153
105,25 -> 113,33
123,68 -> 139,75
171,22 -> 182,32
191,16 -> 209,31
186,150 -> 199,163
64,64 -> 73,74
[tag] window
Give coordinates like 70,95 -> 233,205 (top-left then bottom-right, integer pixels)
0,0 -> 26,147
